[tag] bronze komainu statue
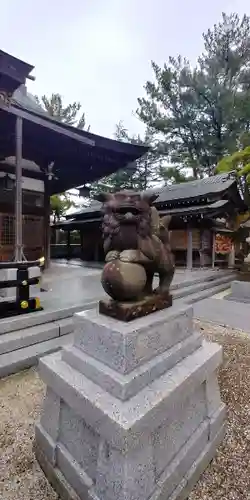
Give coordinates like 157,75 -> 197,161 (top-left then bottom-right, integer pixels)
96,190 -> 175,319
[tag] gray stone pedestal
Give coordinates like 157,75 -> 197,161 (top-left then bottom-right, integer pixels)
35,304 -> 225,500
226,280 -> 250,303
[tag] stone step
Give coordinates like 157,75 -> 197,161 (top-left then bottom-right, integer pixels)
0,322 -> 59,356
170,270 -> 235,292
0,317 -> 75,356
56,317 -> 75,336
173,274 -> 236,300
0,332 -> 75,379
0,300 -> 96,336
0,273 -> 236,379
184,282 -> 231,305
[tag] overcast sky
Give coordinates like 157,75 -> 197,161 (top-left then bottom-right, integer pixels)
1,0 -> 249,139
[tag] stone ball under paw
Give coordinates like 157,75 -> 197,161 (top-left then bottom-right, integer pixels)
101,260 -> 147,301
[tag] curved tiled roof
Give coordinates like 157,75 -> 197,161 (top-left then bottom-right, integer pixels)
158,199 -> 229,216
1,85 -> 148,193
66,200 -> 102,219
149,173 -> 236,204
12,86 -> 48,115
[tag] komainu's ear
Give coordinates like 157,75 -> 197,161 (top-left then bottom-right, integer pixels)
94,192 -> 111,203
141,192 -> 159,204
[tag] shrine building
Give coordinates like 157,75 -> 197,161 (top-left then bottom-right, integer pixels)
0,50 -> 147,266
53,173 -> 247,269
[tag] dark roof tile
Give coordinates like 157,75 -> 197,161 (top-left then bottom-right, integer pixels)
12,86 -> 48,115
152,174 -> 236,204
159,199 -> 228,216
65,201 -> 102,219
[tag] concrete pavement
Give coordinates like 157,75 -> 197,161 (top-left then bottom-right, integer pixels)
193,298 -> 250,333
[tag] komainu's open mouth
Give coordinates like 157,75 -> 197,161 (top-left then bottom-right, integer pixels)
115,205 -> 140,215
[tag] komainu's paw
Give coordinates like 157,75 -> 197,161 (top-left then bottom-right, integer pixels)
154,285 -> 171,295
105,250 -> 120,262
120,250 -> 141,262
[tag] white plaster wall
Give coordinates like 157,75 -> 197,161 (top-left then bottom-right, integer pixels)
0,171 -> 44,192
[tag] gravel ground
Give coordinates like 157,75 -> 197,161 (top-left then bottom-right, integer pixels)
0,320 -> 249,500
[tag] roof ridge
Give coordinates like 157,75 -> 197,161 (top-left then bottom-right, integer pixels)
159,172 -> 231,191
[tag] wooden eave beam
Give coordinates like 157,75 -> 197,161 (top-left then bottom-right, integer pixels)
0,162 -> 44,180
0,101 -> 95,147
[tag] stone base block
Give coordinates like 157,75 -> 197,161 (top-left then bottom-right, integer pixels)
72,305 -> 194,374
225,294 -> 250,303
35,304 -> 225,500
239,272 -> 250,284
62,331 -> 201,401
99,292 -> 173,322
35,422 -> 225,500
226,280 -> 250,303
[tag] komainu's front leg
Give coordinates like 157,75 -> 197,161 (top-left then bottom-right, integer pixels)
144,271 -> 154,295
105,250 -> 120,262
155,266 -> 175,295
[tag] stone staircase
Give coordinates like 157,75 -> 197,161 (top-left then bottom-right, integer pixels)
171,270 -> 237,304
0,301 -> 96,379
0,270 -> 236,379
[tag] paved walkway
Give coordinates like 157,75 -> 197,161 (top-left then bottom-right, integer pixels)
39,260 -> 230,311
40,261 -> 248,333
193,298 -> 250,333
40,262 -> 103,310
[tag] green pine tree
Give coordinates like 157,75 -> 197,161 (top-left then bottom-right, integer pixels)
35,93 -> 90,130
137,13 -> 250,179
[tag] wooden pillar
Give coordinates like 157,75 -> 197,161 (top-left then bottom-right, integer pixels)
67,230 -> 71,260
55,228 -> 59,245
187,227 -> 193,270
94,242 -> 99,262
212,232 -> 216,269
228,243 -> 235,268
44,178 -> 51,269
14,116 -> 25,261
80,230 -> 84,259
199,230 -> 205,268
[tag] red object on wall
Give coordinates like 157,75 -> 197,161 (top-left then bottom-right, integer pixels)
215,234 -> 232,255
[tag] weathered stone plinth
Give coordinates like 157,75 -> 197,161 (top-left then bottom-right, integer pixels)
99,293 -> 173,322
239,263 -> 250,282
226,279 -> 250,303
35,304 -> 225,500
